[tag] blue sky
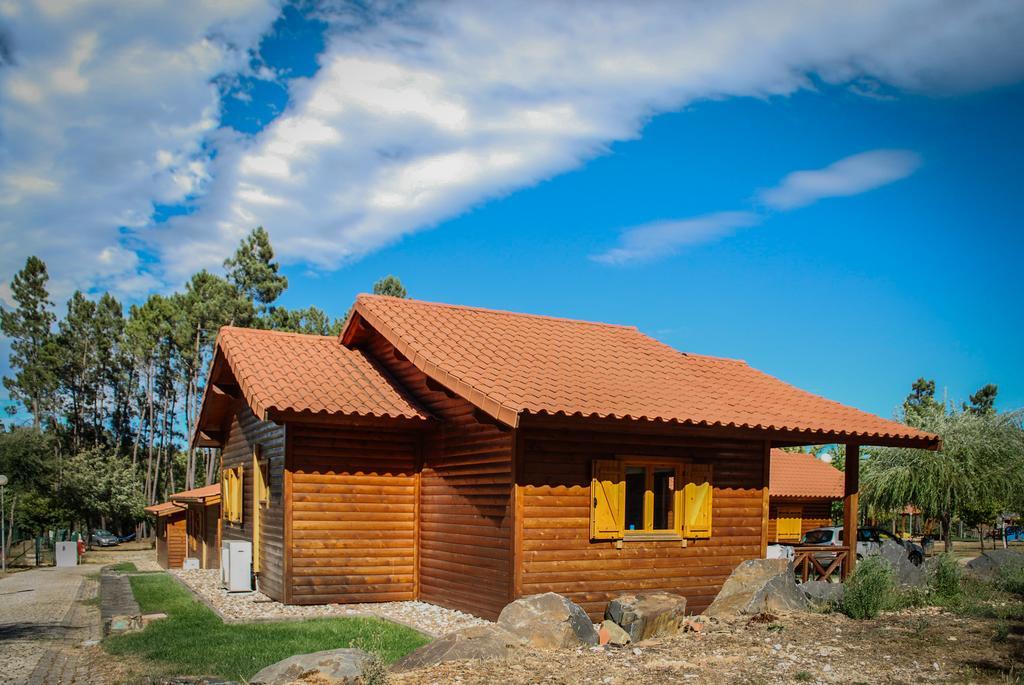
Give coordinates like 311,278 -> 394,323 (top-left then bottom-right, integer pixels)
2,1 -> 1023,420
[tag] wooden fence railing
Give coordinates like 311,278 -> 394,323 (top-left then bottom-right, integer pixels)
793,546 -> 850,582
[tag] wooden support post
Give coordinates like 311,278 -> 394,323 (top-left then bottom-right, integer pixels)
760,440 -> 770,559
843,443 -> 860,579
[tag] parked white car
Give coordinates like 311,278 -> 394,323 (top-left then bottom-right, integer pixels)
801,526 -> 925,565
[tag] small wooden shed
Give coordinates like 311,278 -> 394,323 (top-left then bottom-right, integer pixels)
767,449 -> 844,543
171,483 -> 222,569
193,295 -> 939,619
145,501 -> 187,569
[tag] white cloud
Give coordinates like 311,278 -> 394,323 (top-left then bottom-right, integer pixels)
591,212 -> 761,265
594,147 -> 922,264
154,1 -> 1024,282
3,1 -> 1024,298
758,149 -> 922,211
0,0 -> 279,304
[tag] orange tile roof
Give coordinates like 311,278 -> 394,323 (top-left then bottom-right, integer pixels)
346,295 -> 938,446
769,449 -> 845,499
170,483 -> 221,503
144,501 -> 184,517
216,326 -> 429,421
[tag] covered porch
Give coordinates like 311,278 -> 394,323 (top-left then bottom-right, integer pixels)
780,437 -> 941,582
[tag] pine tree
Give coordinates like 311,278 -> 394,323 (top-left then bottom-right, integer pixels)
1,256 -> 58,429
372,275 -> 407,298
964,383 -> 998,415
223,226 -> 288,313
902,378 -> 943,428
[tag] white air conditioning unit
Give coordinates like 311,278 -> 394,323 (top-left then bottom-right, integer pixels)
221,540 -> 252,592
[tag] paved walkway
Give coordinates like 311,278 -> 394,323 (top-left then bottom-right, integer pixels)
0,565 -> 101,685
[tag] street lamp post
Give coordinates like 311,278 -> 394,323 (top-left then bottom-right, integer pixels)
0,474 -> 7,575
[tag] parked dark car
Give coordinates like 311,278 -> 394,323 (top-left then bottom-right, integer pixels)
91,529 -> 119,547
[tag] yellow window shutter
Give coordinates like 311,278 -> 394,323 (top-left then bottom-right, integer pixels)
591,459 -> 624,540
683,463 -> 713,538
221,473 -> 229,521
234,465 -> 244,524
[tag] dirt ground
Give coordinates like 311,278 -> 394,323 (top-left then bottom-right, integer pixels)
390,608 -> 1024,685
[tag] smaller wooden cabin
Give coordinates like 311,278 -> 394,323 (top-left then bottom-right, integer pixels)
767,448 -> 844,543
145,501 -> 187,569
171,484 -> 222,569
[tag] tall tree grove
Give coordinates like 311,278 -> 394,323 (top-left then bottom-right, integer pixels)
0,228 -> 364,541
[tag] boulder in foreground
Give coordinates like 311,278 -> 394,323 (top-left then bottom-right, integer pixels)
878,540 -> 925,587
704,559 -> 808,617
604,591 -> 688,642
390,624 -> 525,672
800,579 -> 844,606
249,648 -> 370,685
498,592 -> 599,648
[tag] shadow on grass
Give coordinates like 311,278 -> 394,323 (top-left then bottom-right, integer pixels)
103,574 -> 430,681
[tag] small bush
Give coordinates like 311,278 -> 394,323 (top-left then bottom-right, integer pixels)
992,621 -> 1010,643
929,553 -> 963,601
841,556 -> 895,619
994,565 -> 1024,595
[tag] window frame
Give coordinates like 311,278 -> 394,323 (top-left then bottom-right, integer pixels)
619,457 -> 684,540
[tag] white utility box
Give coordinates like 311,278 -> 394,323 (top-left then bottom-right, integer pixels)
221,540 -> 252,592
182,557 -> 200,570
55,541 -> 78,567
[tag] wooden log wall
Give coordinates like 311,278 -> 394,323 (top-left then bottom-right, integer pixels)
366,332 -> 514,620
287,422 -> 419,604
221,404 -> 286,600
518,426 -> 766,618
767,497 -> 835,543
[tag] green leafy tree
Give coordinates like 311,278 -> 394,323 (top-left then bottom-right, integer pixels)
863,406 -> 1024,552
1,256 -> 59,428
61,447 -> 145,533
224,226 -> 288,314
0,428 -> 58,540
372,275 -> 407,298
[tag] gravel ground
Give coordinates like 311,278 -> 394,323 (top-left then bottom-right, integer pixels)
0,564 -> 101,685
390,607 -> 1024,685
172,569 -> 489,636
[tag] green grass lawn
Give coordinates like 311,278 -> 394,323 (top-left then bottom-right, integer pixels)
104,574 -> 430,681
107,561 -> 138,573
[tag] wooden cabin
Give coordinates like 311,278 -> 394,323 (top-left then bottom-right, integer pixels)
145,501 -> 187,569
193,295 -> 939,619
171,484 -> 222,569
767,449 -> 843,544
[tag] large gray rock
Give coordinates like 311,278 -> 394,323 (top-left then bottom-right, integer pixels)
877,540 -> 925,587
704,559 -> 808,617
497,592 -> 599,649
604,591 -> 688,642
249,648 -> 371,685
390,625 -> 524,673
800,580 -> 844,606
965,549 -> 1024,580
